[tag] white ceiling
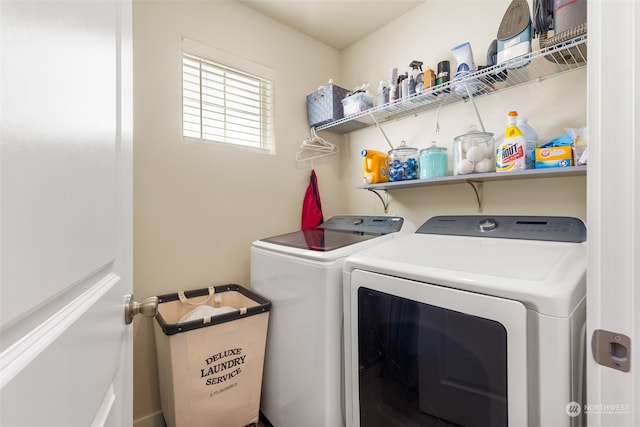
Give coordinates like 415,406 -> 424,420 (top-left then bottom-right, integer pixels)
237,0 -> 426,50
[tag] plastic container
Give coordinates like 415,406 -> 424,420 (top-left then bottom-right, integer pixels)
419,142 -> 448,179
516,118 -> 538,169
153,284 -> 271,427
496,111 -> 527,172
451,42 -> 479,96
388,142 -> 419,181
453,128 -> 495,175
361,149 -> 389,184
423,66 -> 436,90
342,92 -> 373,117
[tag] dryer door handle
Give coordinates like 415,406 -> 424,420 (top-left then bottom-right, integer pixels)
592,329 -> 630,372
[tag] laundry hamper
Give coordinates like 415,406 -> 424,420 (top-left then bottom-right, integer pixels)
153,284 -> 271,427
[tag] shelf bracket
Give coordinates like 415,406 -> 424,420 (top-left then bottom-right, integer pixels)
367,188 -> 389,213
465,179 -> 484,212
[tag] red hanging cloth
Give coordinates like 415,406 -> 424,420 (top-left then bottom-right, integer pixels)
301,169 -> 324,230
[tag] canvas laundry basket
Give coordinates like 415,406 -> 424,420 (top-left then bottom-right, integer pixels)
154,284 -> 271,427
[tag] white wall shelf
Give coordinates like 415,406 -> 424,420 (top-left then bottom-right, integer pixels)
316,35 -> 587,135
362,166 -> 587,213
330,35 -> 588,213
358,165 -> 587,191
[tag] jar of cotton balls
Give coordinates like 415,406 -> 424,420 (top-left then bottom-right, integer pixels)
453,128 -> 495,175
388,141 -> 419,181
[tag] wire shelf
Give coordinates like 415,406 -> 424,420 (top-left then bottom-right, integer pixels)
316,35 -> 587,134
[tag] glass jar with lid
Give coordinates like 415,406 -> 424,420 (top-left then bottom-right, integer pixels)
452,127 -> 495,175
388,141 -> 419,181
419,141 -> 448,179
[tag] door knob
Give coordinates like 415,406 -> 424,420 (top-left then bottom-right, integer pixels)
124,294 -> 158,325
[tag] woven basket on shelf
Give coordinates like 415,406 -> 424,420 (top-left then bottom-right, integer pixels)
540,23 -> 587,65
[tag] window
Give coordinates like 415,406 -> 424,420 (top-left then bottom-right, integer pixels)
182,39 -> 275,153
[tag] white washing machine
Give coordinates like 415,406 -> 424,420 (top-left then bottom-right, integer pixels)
343,215 -> 587,427
251,215 -> 415,427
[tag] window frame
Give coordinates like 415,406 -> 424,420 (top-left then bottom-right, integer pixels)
182,38 -> 275,154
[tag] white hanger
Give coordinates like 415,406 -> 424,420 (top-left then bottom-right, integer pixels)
295,128 -> 339,163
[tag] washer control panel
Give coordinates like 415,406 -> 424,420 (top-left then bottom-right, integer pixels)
320,215 -> 405,235
417,215 -> 586,242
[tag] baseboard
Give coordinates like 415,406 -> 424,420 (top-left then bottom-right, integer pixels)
133,410 -> 165,427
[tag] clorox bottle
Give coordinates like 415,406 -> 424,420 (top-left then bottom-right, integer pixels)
516,117 -> 538,169
496,111 -> 527,172
361,149 -> 389,184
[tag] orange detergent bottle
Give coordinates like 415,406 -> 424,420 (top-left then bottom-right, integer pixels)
361,149 -> 389,184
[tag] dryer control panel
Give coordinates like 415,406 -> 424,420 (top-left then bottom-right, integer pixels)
320,215 -> 405,235
417,215 -> 586,242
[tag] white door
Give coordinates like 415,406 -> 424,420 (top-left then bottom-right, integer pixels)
587,1 -> 639,426
0,1 -> 133,426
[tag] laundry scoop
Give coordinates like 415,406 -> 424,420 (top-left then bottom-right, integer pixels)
497,0 -> 532,68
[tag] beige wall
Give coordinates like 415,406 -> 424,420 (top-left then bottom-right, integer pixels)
132,1 -> 345,424
133,0 -> 586,424
336,0 -> 586,226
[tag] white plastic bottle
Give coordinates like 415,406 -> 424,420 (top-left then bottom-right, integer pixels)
496,111 -> 527,172
377,81 -> 388,107
517,118 -> 538,169
389,68 -> 398,103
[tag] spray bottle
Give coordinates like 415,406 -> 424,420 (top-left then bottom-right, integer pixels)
400,72 -> 409,100
496,111 -> 527,172
410,60 -> 424,94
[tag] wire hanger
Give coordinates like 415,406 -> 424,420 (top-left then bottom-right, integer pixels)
295,127 -> 339,164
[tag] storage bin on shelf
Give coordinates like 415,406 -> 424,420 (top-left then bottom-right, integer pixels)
153,284 -> 271,427
306,81 -> 350,128
341,92 -> 373,117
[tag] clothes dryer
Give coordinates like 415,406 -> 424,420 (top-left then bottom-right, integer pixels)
343,215 -> 587,427
251,215 -> 415,427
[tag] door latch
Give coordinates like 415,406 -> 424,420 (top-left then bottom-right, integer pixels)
592,329 -> 630,372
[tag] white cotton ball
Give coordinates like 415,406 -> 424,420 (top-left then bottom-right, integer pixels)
481,145 -> 494,160
474,158 -> 494,173
457,159 -> 474,174
461,139 -> 478,153
466,146 -> 485,162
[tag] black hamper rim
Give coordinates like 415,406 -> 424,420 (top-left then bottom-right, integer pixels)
155,284 -> 271,336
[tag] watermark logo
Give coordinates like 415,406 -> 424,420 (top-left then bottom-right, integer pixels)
566,401 -> 631,417
583,403 -> 631,415
566,401 -> 581,417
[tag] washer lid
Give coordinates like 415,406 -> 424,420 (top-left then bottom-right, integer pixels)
259,228 -> 379,252
257,215 -> 406,252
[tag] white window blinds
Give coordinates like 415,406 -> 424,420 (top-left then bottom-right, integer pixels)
182,39 -> 275,153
